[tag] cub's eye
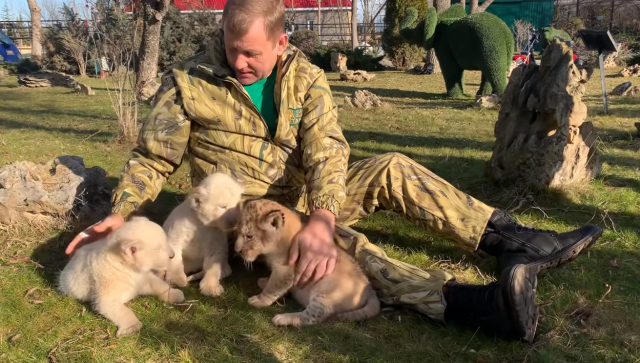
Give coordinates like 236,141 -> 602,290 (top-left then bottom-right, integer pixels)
246,234 -> 253,240
219,205 -> 228,210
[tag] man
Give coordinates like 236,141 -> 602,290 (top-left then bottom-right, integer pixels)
66,0 -> 603,343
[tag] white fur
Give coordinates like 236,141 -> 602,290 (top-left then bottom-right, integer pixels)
58,217 -> 183,337
162,172 -> 245,296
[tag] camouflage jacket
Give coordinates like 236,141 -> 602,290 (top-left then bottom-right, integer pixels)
111,29 -> 351,219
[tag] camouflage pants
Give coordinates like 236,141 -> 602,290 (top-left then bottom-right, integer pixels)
265,152 -> 495,322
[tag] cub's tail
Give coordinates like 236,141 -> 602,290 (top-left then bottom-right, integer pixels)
335,285 -> 381,322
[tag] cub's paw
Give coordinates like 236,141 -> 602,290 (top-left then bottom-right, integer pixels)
248,294 -> 272,308
166,271 -> 189,287
257,277 -> 269,290
116,320 -> 142,337
272,313 -> 302,327
199,278 -> 224,297
221,261 -> 233,279
167,288 -> 185,303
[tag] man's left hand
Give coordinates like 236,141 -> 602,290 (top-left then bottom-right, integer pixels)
288,209 -> 337,287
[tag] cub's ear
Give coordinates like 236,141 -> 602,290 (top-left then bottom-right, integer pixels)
261,210 -> 285,231
118,238 -> 139,262
189,186 -> 205,209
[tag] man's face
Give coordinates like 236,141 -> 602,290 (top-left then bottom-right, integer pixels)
224,19 -> 288,85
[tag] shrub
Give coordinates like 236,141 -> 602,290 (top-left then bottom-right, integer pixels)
159,5 -> 220,72
288,30 -> 320,55
16,58 -> 41,73
381,0 -> 428,69
541,27 -> 573,49
308,45 -> 384,72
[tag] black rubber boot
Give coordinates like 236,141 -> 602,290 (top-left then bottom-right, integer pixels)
478,209 -> 603,274
444,264 -> 539,343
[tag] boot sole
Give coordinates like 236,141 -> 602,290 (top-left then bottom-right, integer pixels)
530,226 -> 603,273
504,264 -> 539,344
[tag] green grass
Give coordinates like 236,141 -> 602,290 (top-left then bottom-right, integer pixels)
0,67 -> 639,363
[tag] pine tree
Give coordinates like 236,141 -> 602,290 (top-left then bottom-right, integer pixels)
2,1 -> 12,21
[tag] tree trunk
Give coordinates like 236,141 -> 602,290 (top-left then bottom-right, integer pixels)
351,0 -> 358,49
317,0 -> 321,40
608,0 -> 615,30
469,0 -> 479,13
427,0 -> 451,73
362,0 -> 369,41
135,0 -> 169,98
26,0 -> 43,63
477,0 -> 495,12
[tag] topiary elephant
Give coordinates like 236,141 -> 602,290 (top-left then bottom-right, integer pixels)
399,3 -> 514,98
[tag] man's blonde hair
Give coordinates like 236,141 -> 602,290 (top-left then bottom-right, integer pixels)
222,0 -> 286,42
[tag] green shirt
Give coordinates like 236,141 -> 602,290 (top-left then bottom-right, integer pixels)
243,67 -> 278,138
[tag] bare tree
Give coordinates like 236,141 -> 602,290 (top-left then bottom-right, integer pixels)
426,0 -> 451,73
317,0 -> 322,37
39,0 -> 61,20
26,0 -> 43,62
60,31 -> 89,77
351,0 -> 358,49
469,0 -> 495,13
135,0 -> 170,98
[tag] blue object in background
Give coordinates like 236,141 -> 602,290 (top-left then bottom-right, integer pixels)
0,29 -> 22,63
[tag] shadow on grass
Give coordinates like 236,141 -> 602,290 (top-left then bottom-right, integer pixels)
0,117 -> 116,139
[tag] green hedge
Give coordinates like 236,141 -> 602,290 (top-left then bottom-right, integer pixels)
308,45 -> 384,72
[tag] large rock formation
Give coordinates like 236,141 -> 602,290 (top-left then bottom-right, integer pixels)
0,156 -> 110,225
485,39 -> 601,189
17,70 -> 77,88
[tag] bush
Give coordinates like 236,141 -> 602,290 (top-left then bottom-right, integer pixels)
159,5 -> 220,71
308,45 -> 384,72
16,58 -> 41,73
288,30 -> 320,55
541,27 -> 572,49
381,0 -> 429,69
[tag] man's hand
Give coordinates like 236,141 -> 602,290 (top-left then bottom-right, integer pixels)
65,214 -> 126,256
288,209 -> 337,287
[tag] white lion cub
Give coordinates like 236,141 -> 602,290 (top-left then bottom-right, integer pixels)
162,172 -> 245,296
58,216 -> 183,337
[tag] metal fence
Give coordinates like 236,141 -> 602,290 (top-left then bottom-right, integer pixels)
1,19 -> 386,45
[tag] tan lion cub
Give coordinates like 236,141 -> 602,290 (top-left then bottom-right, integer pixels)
162,172 -> 245,296
58,217 -> 184,337
234,199 -> 380,327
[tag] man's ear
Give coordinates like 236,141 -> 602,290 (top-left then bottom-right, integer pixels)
262,210 -> 285,231
276,33 -> 288,55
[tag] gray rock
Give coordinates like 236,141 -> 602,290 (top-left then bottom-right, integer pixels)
0,156 -> 110,225
485,39 -> 601,189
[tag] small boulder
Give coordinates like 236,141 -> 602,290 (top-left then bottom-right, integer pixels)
340,70 -> 375,83
0,156 -> 110,225
610,81 -> 639,96
17,76 -> 51,88
330,52 -> 348,73
140,80 -> 161,104
475,94 -> 501,109
343,90 -> 382,109
618,65 -> 640,77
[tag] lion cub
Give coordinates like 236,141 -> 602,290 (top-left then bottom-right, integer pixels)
234,199 -> 380,327
58,217 -> 184,337
162,172 -> 245,296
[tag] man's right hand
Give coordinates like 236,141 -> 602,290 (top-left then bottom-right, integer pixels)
65,214 -> 126,256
